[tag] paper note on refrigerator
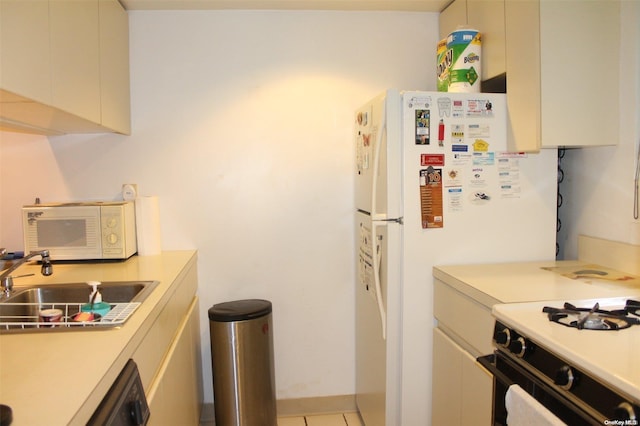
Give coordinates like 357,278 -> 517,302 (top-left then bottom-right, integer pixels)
419,167 -> 444,229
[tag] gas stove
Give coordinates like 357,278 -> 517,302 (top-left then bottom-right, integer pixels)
485,297 -> 640,425
543,299 -> 640,330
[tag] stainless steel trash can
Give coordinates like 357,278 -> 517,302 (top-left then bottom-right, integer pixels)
208,299 -> 276,426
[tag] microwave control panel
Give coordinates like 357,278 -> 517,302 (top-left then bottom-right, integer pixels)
101,205 -> 125,255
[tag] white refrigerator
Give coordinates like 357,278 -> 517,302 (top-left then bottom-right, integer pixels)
354,90 -> 557,425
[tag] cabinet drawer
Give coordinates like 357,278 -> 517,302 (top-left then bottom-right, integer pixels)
434,279 -> 494,356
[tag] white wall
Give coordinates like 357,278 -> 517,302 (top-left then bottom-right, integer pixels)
0,10 -> 440,403
557,1 -> 640,259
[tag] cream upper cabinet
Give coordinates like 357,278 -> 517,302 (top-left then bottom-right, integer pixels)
466,0 -> 505,82
0,0 -> 51,105
439,0 -> 466,40
0,0 -> 131,135
440,0 -> 620,151
503,0 -> 540,152
50,0 -> 101,124
100,0 -> 131,134
507,0 -> 620,151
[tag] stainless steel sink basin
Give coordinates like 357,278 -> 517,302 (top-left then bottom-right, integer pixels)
0,281 -> 158,333
4,281 -> 155,304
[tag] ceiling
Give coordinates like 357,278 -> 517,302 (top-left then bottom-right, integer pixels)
120,0 -> 451,12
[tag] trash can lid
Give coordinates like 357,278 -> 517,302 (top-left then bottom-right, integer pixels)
0,404 -> 12,426
208,299 -> 272,322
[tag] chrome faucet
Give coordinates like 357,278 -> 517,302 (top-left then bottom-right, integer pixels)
0,249 -> 53,296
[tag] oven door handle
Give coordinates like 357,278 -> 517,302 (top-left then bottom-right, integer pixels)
477,354 -> 515,387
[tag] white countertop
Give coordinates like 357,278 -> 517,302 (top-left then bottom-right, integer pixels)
0,251 -> 197,426
434,259 -> 640,405
433,260 -> 640,308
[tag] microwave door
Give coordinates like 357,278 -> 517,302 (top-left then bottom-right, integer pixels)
23,206 -> 103,260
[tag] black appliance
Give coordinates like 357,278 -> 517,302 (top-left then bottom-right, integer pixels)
479,302 -> 640,425
88,359 -> 150,426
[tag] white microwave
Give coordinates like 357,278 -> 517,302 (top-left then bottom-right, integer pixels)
22,201 -> 137,261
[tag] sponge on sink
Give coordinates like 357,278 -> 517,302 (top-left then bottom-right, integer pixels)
73,312 -> 95,322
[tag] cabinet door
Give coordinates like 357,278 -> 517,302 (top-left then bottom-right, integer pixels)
433,328 -> 492,426
505,0 -> 542,152
50,0 -> 101,123
99,0 -> 131,134
0,0 -> 51,104
506,0 -> 620,151
461,350 -> 492,425
467,0 -> 505,81
439,0 -> 467,40
539,0 -> 619,148
148,298 -> 201,426
432,328 -> 462,425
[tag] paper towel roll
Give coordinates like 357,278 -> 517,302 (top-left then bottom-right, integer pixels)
446,29 -> 482,93
135,196 -> 162,256
436,38 -> 451,92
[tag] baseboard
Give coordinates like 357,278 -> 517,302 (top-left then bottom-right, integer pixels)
200,394 -> 357,422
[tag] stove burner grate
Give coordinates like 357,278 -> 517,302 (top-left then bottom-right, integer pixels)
542,300 -> 640,330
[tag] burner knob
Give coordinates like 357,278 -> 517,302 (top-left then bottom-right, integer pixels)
509,337 -> 528,358
495,328 -> 511,347
613,402 -> 637,421
554,365 -> 575,390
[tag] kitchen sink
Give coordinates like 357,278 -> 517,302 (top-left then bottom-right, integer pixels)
3,281 -> 156,304
0,281 -> 158,333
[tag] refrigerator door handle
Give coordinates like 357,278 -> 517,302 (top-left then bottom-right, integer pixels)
371,100 -> 387,222
371,221 -> 387,340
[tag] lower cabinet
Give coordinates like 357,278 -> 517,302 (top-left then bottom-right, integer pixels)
433,279 -> 494,425
147,297 -> 201,425
432,328 -> 492,425
133,261 -> 202,425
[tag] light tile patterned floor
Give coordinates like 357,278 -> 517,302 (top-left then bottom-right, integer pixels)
278,412 -> 363,426
200,412 -> 363,426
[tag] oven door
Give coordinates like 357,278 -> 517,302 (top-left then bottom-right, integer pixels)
478,352 -> 602,426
